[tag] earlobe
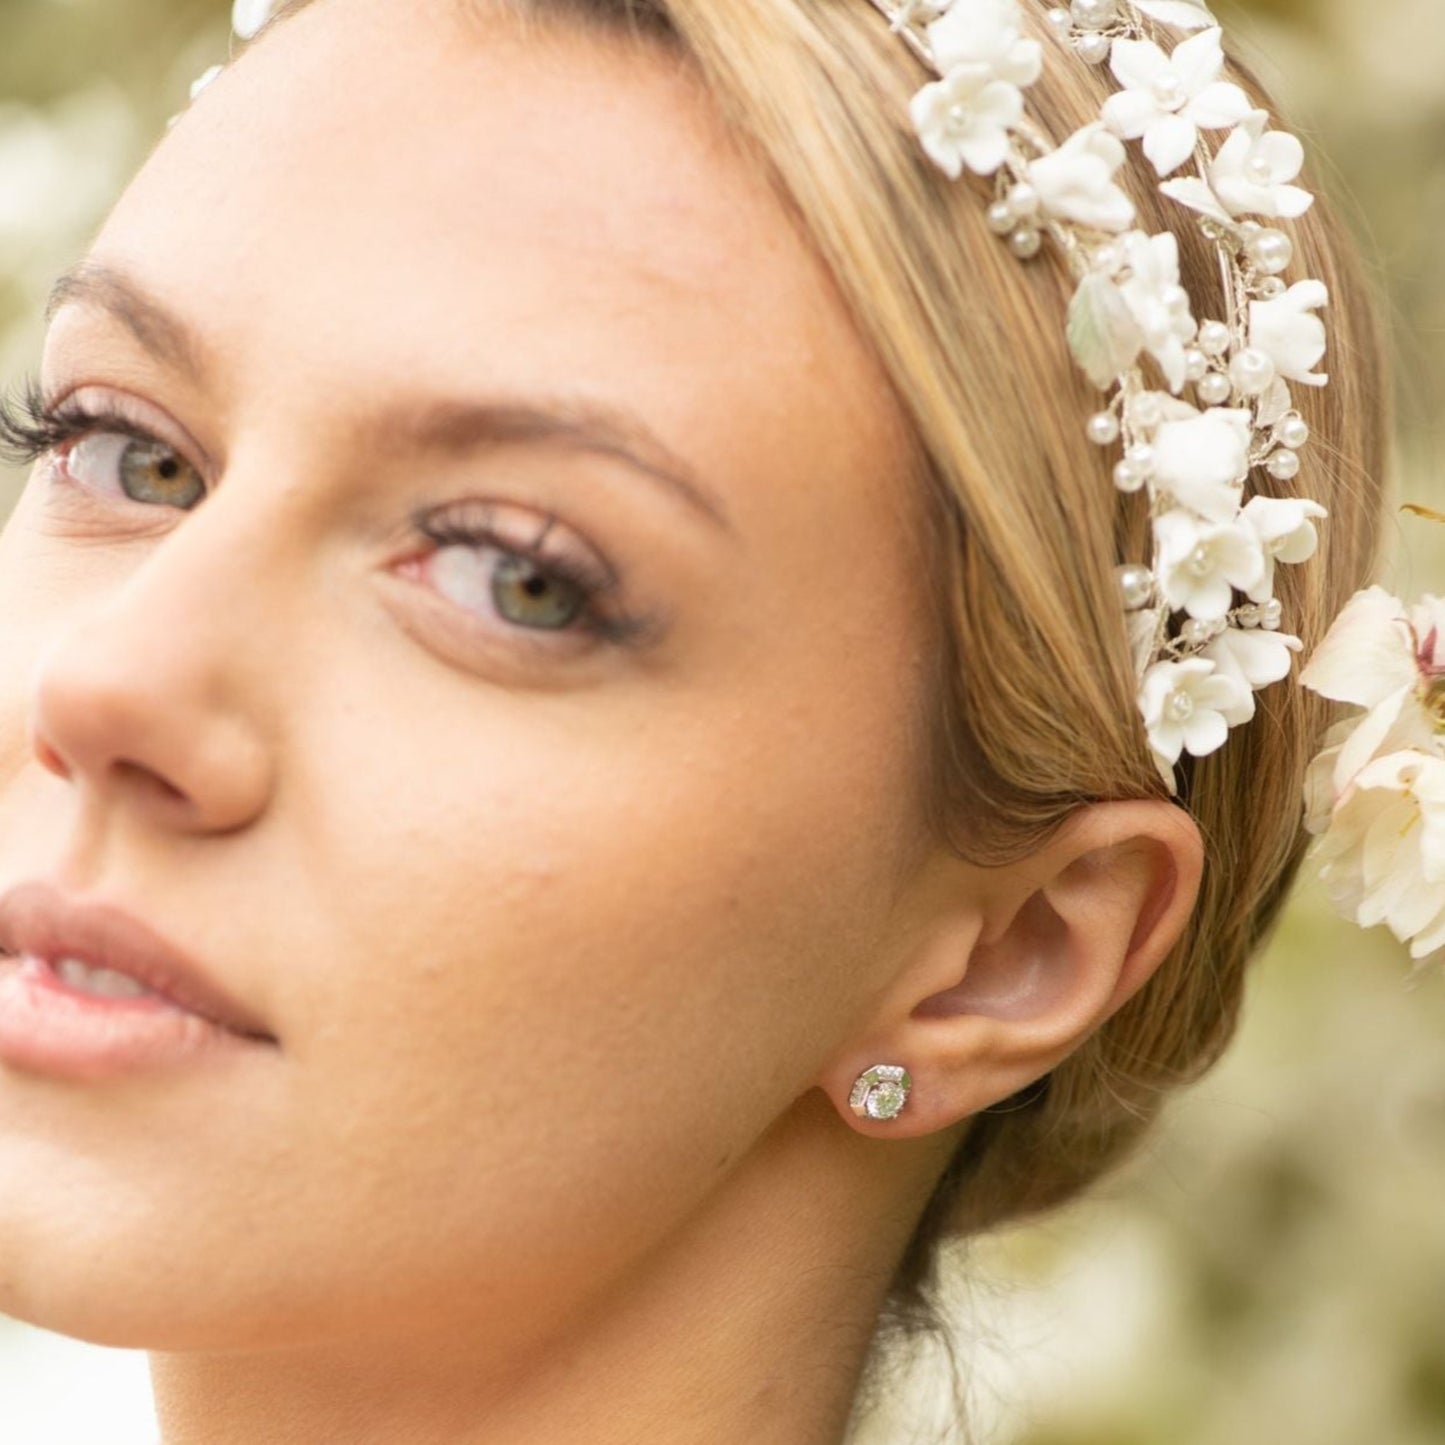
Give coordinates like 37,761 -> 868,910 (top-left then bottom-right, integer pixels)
819,801 -> 1204,1135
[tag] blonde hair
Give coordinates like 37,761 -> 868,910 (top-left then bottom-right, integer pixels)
287,0 -> 1393,1358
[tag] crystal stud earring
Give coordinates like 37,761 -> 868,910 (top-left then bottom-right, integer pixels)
848,1063 -> 912,1121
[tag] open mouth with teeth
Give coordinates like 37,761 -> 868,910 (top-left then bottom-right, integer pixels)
0,949 -> 168,1004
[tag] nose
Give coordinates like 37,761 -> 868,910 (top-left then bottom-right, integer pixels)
27,510 -> 277,836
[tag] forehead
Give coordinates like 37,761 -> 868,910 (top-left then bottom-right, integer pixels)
76,0 -> 910,536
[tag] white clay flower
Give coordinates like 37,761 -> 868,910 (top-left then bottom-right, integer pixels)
1149,403 -> 1253,522
1028,123 -> 1137,232
1155,508 -> 1265,620
1248,280 -> 1329,387
1116,230 -> 1197,393
1200,625 -> 1304,725
1208,108 -> 1314,219
1140,657 -> 1252,789
1309,750 -> 1445,960
188,64 -> 225,101
232,0 -> 283,40
910,64 -> 1025,178
926,0 -> 1043,88
1299,586 -> 1445,799
1239,495 -> 1328,602
1100,27 -> 1252,178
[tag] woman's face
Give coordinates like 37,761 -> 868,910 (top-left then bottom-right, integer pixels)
0,0 -> 941,1352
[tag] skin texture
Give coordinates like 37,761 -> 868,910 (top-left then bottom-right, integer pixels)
0,2 -> 1203,1441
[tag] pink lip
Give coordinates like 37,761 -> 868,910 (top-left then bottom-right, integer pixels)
0,880 -> 277,1081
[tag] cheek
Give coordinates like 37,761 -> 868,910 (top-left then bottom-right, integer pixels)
236,643 -> 920,1319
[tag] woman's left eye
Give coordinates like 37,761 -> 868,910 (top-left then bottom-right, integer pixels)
62,427 -> 206,510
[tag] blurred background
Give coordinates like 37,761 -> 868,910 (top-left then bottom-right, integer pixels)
1,1 -> 1443,1442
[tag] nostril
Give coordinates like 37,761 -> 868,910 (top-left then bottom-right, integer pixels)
32,736 -> 69,778
115,760 -> 186,804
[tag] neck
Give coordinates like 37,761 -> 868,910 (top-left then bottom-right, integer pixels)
149,1091 -> 955,1445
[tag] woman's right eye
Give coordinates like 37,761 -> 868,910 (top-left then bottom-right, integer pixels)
61,428 -> 207,511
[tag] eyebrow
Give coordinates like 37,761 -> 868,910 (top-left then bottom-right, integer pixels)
44,261 -> 735,537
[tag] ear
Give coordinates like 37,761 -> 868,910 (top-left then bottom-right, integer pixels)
815,800 -> 1204,1137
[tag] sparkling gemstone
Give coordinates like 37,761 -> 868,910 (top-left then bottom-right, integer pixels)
866,1082 -> 907,1119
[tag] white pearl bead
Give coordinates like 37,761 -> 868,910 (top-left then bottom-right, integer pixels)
1266,447 -> 1301,480
1070,0 -> 1116,26
1184,348 -> 1209,382
1126,443 -> 1155,477
1114,459 -> 1146,492
1239,220 -> 1263,240
1181,618 -> 1214,647
1009,226 -> 1043,260
1092,241 -> 1122,275
1187,543 -> 1214,578
1129,392 -> 1164,430
1257,276 -> 1287,299
1045,6 -> 1073,36
1197,320 -> 1231,357
1077,32 -> 1111,63
1197,372 -> 1232,405
1116,564 -> 1154,610
1276,415 -> 1311,449
986,200 -> 1017,235
1087,410 -> 1121,446
1007,183 -> 1041,219
1246,154 -> 1274,183
1262,599 -> 1283,630
1165,690 -> 1195,722
1246,228 -> 1293,275
1152,71 -> 1184,109
1161,283 -> 1190,315
1229,347 -> 1277,396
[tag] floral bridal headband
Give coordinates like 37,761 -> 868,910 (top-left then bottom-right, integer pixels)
865,0 -> 1330,799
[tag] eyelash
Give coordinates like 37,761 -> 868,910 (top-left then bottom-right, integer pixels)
0,375 -> 653,649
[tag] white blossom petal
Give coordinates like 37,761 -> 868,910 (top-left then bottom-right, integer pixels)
1149,405 -> 1252,521
1028,123 -> 1136,231
1298,585 -> 1418,708
1249,279 -> 1329,386
1239,495 -> 1328,602
1156,509 -> 1264,620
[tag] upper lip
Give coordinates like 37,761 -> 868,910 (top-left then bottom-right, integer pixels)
0,880 -> 274,1041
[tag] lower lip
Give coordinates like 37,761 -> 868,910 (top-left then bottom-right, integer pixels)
0,955 -> 272,1081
